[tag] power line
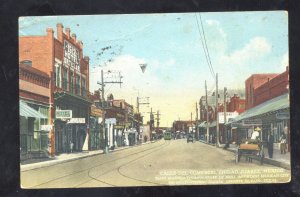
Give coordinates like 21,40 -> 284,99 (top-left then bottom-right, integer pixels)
194,13 -> 215,80
195,14 -> 215,79
199,14 -> 215,78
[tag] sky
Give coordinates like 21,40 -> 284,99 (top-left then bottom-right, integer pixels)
19,11 -> 288,127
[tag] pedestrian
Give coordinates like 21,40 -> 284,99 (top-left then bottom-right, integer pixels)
279,133 -> 287,154
267,130 -> 274,158
70,140 -> 74,153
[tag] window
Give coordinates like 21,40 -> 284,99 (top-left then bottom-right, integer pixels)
70,71 -> 74,94
81,77 -> 86,97
21,60 -> 32,66
63,67 -> 69,91
54,63 -> 62,88
75,74 -> 80,95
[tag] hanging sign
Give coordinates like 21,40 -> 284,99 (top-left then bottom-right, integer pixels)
68,118 -> 85,124
41,125 -> 53,131
56,110 -> 72,119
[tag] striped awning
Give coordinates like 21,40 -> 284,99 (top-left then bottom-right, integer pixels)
19,101 -> 47,119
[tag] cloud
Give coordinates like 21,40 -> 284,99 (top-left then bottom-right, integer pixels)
206,19 -> 226,38
219,37 -> 271,66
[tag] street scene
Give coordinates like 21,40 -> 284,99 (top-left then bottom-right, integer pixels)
19,11 -> 290,187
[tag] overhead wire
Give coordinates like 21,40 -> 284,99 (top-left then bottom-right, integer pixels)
195,13 -> 215,80
198,13 -> 215,78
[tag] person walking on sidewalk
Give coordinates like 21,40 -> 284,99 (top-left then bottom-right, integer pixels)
279,133 -> 287,154
70,140 -> 74,153
267,130 -> 274,158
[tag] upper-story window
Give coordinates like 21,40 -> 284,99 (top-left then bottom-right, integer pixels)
62,67 -> 69,91
64,40 -> 80,71
75,74 -> 80,95
70,70 -> 74,94
54,62 -> 61,88
81,76 -> 86,97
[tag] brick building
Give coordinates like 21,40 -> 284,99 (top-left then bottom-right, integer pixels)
19,23 -> 92,155
245,73 -> 278,109
229,67 -> 290,151
253,67 -> 289,107
19,62 -> 51,160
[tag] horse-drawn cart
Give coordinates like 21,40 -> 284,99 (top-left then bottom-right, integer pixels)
235,140 -> 264,165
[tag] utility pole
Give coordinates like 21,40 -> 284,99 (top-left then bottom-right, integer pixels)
137,96 -> 149,113
156,110 -> 160,131
196,102 -> 199,140
190,112 -> 193,133
97,70 -> 123,154
205,80 -> 209,143
216,73 -> 220,147
224,87 -> 227,144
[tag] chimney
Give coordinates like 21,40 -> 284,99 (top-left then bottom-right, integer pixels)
77,40 -> 83,49
46,27 -> 54,37
71,33 -> 77,43
56,23 -> 63,42
65,27 -> 70,39
83,56 -> 90,63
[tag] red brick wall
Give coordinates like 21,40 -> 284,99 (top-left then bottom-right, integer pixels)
245,74 -> 278,109
254,68 -> 288,106
19,28 -> 54,75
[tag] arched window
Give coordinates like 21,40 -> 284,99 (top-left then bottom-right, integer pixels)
20,60 -> 32,66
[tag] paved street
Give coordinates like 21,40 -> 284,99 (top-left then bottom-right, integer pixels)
21,139 -> 290,188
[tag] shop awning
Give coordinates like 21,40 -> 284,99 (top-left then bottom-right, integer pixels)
198,121 -> 207,128
198,121 -> 217,128
20,101 -> 47,119
232,93 -> 289,122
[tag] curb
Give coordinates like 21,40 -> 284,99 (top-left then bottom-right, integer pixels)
21,140 -> 160,172
199,140 -> 290,170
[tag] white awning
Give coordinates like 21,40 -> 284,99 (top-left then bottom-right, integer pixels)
19,101 -> 47,119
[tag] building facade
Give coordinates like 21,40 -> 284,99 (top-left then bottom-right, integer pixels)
19,23 -> 92,155
245,73 -> 278,109
19,62 -> 51,160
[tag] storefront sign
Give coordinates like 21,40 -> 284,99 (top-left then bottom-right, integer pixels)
242,119 -> 262,126
276,112 -> 290,120
41,125 -> 53,131
56,110 -> 72,119
115,125 -> 125,129
68,118 -> 85,124
91,105 -> 102,117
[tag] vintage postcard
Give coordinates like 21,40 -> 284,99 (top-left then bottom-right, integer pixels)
19,11 -> 290,188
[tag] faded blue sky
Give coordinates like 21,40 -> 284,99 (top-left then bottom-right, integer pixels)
19,11 -> 288,126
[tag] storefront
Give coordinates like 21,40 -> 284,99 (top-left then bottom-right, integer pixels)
20,100 -> 49,160
230,93 -> 289,150
54,91 -> 92,154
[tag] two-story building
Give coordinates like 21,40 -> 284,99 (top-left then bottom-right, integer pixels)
19,23 -> 92,155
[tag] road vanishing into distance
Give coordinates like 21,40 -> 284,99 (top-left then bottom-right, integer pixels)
21,139 -> 290,188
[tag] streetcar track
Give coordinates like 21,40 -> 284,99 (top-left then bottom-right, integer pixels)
27,140 -> 166,188
115,141 -> 171,186
74,140 -> 171,187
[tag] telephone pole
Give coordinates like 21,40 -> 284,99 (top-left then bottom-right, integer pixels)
196,102 -> 199,140
97,70 -> 123,154
205,80 -> 209,143
224,87 -> 227,143
156,110 -> 160,131
137,96 -> 150,113
216,73 -> 220,147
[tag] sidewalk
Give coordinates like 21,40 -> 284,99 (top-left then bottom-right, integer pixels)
199,140 -> 290,170
21,140 -> 156,172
